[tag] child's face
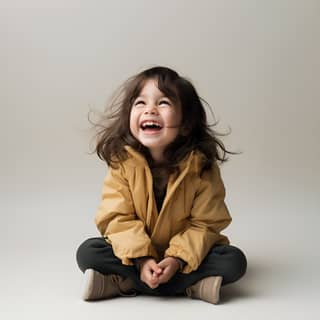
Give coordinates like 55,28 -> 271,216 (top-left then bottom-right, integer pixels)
130,79 -> 182,163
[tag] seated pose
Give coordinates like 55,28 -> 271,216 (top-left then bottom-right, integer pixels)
76,66 -> 247,304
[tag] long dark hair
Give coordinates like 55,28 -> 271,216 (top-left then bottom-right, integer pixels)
88,66 -> 240,170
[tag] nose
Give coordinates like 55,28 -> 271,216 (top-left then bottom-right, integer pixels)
143,104 -> 158,115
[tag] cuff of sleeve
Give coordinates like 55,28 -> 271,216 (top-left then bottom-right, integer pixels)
164,256 -> 186,272
165,246 -> 197,273
176,257 -> 187,271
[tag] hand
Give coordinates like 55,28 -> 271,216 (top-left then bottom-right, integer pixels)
156,257 -> 180,285
140,258 -> 163,289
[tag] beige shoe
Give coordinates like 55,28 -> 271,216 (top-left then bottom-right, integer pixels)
82,269 -> 136,301
186,276 -> 223,304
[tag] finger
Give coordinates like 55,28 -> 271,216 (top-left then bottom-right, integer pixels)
142,267 -> 155,282
154,269 -> 163,275
149,261 -> 163,274
149,261 -> 162,273
157,259 -> 171,269
152,272 -> 163,284
156,259 -> 168,268
149,282 -> 159,289
158,265 -> 177,284
157,263 -> 169,274
157,272 -> 170,284
147,270 -> 160,284
144,277 -> 158,289
143,279 -> 158,289
147,274 -> 160,288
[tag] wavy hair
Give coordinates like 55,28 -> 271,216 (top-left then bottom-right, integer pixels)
88,66 -> 240,170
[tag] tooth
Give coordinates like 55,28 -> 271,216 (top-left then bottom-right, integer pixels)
141,121 -> 162,128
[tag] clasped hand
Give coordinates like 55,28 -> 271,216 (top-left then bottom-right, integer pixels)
140,257 -> 180,289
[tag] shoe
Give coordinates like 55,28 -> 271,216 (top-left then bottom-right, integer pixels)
82,268 -> 136,301
185,276 -> 223,304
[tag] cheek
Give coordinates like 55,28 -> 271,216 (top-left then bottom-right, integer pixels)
167,110 -> 182,126
129,110 -> 139,133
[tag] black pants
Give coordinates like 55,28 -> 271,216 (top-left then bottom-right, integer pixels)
76,237 -> 247,296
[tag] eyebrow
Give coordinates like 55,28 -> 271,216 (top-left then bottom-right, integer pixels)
136,94 -> 169,99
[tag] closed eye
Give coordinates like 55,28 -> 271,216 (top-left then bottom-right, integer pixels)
134,100 -> 145,106
133,99 -> 171,107
159,100 -> 171,106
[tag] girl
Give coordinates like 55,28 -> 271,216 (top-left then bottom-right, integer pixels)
76,66 -> 247,304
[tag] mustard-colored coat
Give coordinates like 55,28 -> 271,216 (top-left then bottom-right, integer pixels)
95,146 -> 232,273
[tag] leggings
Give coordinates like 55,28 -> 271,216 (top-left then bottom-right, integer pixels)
76,237 -> 247,296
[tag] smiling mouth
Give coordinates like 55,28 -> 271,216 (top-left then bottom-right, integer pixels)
140,121 -> 163,131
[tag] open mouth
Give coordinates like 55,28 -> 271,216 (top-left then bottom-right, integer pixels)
140,120 -> 163,131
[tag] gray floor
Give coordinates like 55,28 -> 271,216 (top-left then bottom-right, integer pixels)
1,193 -> 319,319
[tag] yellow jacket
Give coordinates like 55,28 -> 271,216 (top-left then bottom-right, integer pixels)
95,146 -> 232,273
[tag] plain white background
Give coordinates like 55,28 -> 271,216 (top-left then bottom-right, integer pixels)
1,0 -> 319,319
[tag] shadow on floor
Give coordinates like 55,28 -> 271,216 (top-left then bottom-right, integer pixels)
220,257 -> 270,303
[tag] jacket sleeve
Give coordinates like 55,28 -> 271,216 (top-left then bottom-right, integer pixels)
95,164 -> 159,265
164,162 -> 232,273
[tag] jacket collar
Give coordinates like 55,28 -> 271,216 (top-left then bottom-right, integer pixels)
124,145 -> 204,173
